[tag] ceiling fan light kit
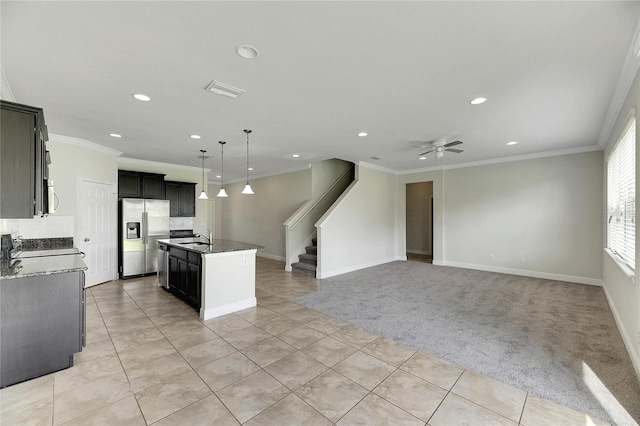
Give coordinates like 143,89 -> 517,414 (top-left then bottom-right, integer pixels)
416,138 -> 464,160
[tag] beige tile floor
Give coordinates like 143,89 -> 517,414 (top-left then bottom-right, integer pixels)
0,257 -> 610,425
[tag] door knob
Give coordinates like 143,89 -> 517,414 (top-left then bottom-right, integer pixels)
84,238 -> 90,242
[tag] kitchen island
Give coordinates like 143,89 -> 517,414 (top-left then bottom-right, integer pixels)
157,237 -> 263,321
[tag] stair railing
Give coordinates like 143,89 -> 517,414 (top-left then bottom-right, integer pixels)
284,164 -> 354,270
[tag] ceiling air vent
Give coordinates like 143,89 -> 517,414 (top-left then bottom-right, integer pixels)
370,156 -> 381,160
205,80 -> 245,98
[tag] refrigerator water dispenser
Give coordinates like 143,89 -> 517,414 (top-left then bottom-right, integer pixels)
126,222 -> 140,239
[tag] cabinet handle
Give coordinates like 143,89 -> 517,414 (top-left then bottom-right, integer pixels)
84,238 -> 90,242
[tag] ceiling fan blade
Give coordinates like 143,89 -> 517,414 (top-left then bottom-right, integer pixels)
444,140 -> 463,147
419,149 -> 434,156
445,148 -> 464,153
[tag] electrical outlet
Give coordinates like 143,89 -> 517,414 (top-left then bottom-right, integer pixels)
490,254 -> 495,260
243,257 -> 247,265
520,257 -> 526,263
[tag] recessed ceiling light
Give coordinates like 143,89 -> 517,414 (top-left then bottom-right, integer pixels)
236,44 -> 259,60
470,97 -> 487,105
419,156 -> 427,160
132,93 -> 151,102
358,132 -> 368,137
248,167 -> 254,171
507,141 -> 518,146
190,159 -> 196,163
292,154 -> 300,158
216,175 -> 221,178
109,133 -> 122,138
190,134 -> 201,139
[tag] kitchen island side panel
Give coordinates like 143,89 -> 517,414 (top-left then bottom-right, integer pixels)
200,249 -> 257,321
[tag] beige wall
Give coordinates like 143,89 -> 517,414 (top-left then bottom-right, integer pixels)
399,150 -> 604,284
317,164 -> 402,278
602,69 -> 640,377
217,169 -> 311,260
406,181 -> 433,255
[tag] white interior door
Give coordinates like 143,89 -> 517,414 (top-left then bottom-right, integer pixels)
78,179 -> 116,287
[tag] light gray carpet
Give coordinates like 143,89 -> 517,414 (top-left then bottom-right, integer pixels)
294,261 -> 640,425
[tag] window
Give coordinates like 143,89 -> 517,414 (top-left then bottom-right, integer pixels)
607,116 -> 636,269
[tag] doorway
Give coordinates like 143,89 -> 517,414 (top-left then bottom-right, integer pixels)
406,181 -> 433,263
78,179 -> 116,287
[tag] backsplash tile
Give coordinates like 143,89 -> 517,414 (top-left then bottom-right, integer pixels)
0,216 -> 74,239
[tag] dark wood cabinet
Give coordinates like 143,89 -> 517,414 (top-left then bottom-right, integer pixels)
118,170 -> 165,199
1,271 -> 84,388
0,101 -> 48,218
164,181 -> 196,217
168,246 -> 202,309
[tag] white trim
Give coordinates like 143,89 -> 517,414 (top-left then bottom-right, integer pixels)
400,145 -> 602,175
604,248 -> 636,280
358,161 -> 399,175
441,260 -> 603,286
0,65 -> 16,102
257,252 -> 285,262
50,134 -> 122,157
598,15 -> 640,148
119,157 -> 204,173
317,256 -> 404,279
602,285 -> 640,378
200,297 -> 257,321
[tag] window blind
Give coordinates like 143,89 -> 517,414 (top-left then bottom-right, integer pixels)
607,117 -> 636,269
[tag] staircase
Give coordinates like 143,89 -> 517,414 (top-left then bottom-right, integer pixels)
291,238 -> 317,277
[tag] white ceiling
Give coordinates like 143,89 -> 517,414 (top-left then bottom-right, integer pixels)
2,1 -> 639,182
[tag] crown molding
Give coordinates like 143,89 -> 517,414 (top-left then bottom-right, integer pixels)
49,134 -> 123,157
118,157 -> 207,173
597,14 -> 640,148
399,144 -> 602,175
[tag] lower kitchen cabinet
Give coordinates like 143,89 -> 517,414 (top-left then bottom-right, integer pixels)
0,271 -> 85,388
168,246 -> 201,309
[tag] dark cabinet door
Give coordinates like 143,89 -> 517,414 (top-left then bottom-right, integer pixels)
164,181 -> 196,217
118,171 -> 142,198
0,108 -> 36,218
186,262 -> 201,308
142,174 -> 165,199
165,183 -> 181,217
179,183 -> 196,217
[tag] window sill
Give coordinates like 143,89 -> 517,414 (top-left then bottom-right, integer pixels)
604,248 -> 635,281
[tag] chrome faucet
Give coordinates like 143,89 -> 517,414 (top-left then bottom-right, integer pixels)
195,229 -> 212,244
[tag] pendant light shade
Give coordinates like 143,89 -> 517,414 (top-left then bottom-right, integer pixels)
198,149 -> 209,200
241,129 -> 254,195
217,141 -> 228,198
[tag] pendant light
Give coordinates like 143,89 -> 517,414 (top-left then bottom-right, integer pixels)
198,149 -> 209,200
241,129 -> 254,195
216,141 -> 228,198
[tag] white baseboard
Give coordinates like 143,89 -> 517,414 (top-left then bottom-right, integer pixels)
200,297 -> 256,321
317,256 -> 405,279
602,285 -> 640,378
257,252 -> 285,262
440,260 -> 603,286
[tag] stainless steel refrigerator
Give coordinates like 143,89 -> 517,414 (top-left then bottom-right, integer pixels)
119,198 -> 170,278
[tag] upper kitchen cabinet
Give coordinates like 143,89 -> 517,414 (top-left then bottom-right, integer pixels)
118,170 -> 165,199
0,101 -> 48,218
165,181 -> 196,217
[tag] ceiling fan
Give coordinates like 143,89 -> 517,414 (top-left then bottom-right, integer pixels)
414,138 -> 464,159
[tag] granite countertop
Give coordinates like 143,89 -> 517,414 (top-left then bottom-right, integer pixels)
158,237 -> 264,255
0,253 -> 88,280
